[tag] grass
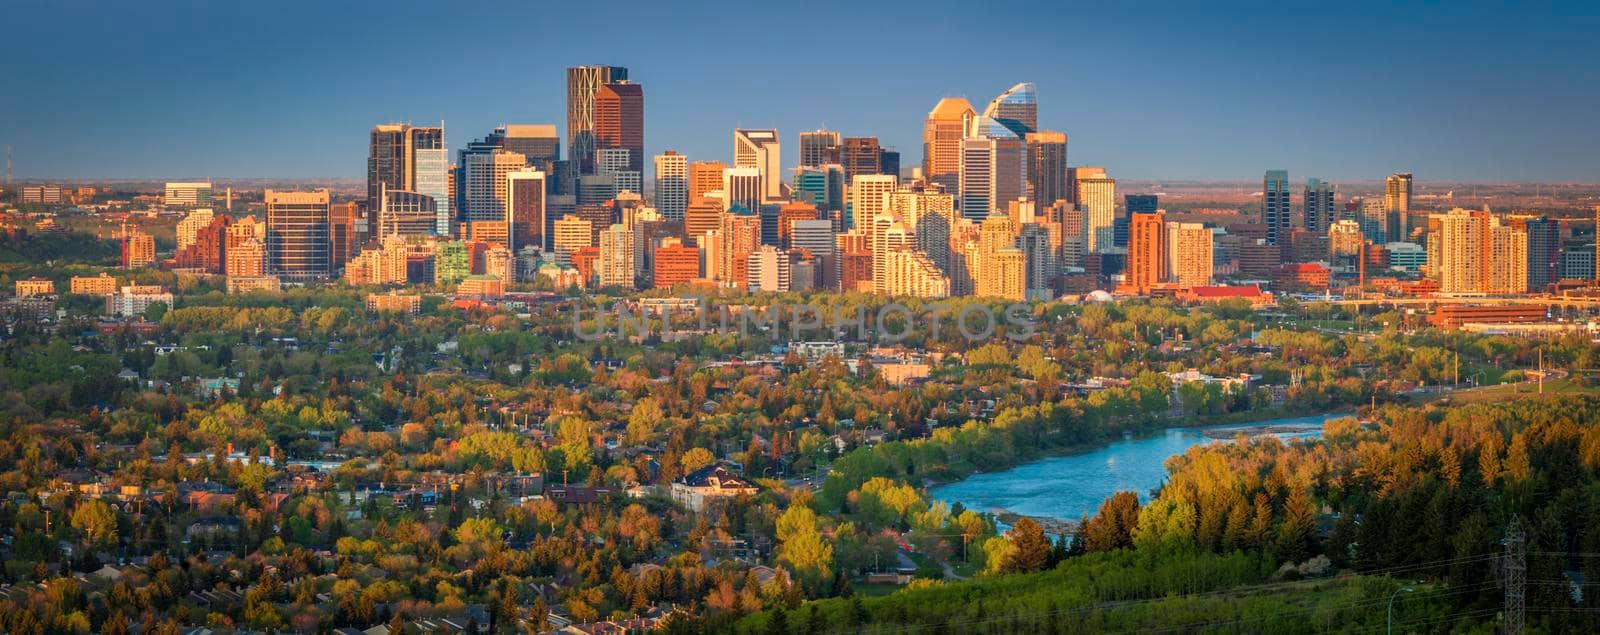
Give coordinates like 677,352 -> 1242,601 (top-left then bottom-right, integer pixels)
1445,377 -> 1599,403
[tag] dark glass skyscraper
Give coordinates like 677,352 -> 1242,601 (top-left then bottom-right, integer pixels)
1125,194 -> 1158,214
1303,178 -> 1335,233
1264,170 -> 1290,245
367,125 -> 406,207
1027,131 -> 1068,204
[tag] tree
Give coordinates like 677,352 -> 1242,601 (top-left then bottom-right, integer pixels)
627,397 -> 664,445
776,505 -> 833,593
1004,518 -> 1051,573
71,500 -> 117,550
681,447 -> 716,474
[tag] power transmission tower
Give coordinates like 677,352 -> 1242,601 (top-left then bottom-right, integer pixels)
1504,516 -> 1525,635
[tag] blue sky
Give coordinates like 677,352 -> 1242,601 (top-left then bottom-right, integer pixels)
2,0 -> 1597,182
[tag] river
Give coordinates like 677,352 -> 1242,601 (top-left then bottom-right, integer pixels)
930,413 -> 1342,524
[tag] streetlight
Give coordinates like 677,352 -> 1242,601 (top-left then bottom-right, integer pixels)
1387,585 -> 1414,635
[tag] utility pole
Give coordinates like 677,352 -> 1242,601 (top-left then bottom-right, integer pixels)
1504,516 -> 1525,635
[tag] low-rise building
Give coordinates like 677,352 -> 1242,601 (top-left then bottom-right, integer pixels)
14,277 -> 55,297
106,285 -> 173,318
70,273 -> 119,295
670,465 -> 758,513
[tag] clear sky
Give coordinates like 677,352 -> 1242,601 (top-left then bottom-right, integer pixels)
3,0 -> 1598,182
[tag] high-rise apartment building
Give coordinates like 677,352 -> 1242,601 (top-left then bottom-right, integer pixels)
1124,211 -> 1169,294
597,224 -> 637,289
1304,178 -> 1335,233
923,97 -> 976,195
1167,222 -> 1213,289
1263,170 -> 1290,246
1385,172 -> 1414,242
594,82 -> 644,175
176,209 -> 215,252
882,249 -> 950,298
733,129 -> 783,201
1430,208 -> 1528,294
265,189 -> 332,282
747,245 -> 793,292
654,151 -> 688,221
551,215 -> 594,264
1025,131 -> 1068,205
1072,167 -> 1116,252
567,65 -> 628,175
851,174 -> 897,234
799,130 -> 840,168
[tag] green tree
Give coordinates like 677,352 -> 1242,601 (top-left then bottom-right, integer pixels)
70,500 -> 118,550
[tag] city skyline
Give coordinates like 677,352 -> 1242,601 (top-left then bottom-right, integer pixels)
3,1 -> 1599,182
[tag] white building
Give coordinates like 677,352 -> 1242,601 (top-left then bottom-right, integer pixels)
653,151 -> 688,221
164,182 -> 212,207
733,129 -> 782,201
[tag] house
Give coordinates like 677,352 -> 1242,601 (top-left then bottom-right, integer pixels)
670,465 -> 759,513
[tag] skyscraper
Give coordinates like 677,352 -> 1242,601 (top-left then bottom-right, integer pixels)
794,165 -> 846,222
462,149 -> 527,244
1167,222 -> 1213,288
1304,178 -> 1335,233
1073,167 -> 1116,252
566,65 -> 628,175
852,174 -> 897,234
597,223 -> 637,289
594,82 -> 644,174
733,129 -> 783,201
265,189 -> 331,282
799,130 -> 840,168
722,167 -> 763,214
1124,211 -> 1168,294
653,151 -> 688,221
958,138 -> 996,221
1125,194 -> 1157,215
1025,131 -> 1067,204
840,137 -> 883,182
368,125 -> 406,207
1263,170 -> 1290,246
506,170 -> 547,252
923,97 -> 976,195
970,115 -> 1026,213
369,124 -> 450,234
688,161 -> 727,202
1385,172 -> 1414,241
984,82 -> 1038,137
684,197 -> 725,248
376,186 -> 439,240
500,125 -> 561,167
